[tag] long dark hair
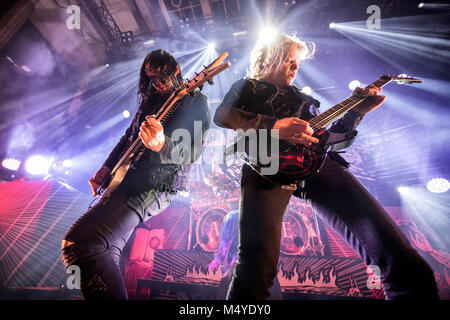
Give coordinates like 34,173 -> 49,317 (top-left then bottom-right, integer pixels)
138,49 -> 183,102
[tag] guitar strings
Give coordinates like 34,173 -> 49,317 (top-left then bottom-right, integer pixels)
125,74 -> 186,162
308,78 -> 388,129
310,95 -> 363,128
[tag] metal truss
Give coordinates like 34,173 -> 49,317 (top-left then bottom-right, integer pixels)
75,0 -> 123,46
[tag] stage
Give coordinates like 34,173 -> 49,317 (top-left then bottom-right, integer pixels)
0,0 -> 449,306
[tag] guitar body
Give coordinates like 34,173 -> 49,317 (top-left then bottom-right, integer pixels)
259,130 -> 330,185
277,144 -> 328,183
101,161 -> 131,197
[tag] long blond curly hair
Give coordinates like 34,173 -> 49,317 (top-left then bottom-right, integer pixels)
248,34 -> 314,81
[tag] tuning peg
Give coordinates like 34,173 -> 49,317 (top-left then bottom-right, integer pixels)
207,79 -> 214,85
198,85 -> 204,91
189,91 -> 196,96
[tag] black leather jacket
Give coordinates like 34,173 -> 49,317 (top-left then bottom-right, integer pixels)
214,77 -> 363,167
102,89 -> 210,209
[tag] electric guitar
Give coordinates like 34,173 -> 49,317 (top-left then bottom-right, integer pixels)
232,74 -> 422,187
97,53 -> 231,197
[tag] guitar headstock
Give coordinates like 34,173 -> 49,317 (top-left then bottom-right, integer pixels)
177,52 -> 231,97
380,74 -> 422,85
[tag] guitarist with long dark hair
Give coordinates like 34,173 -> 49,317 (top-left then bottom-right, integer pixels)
214,34 -> 438,300
62,49 -> 211,299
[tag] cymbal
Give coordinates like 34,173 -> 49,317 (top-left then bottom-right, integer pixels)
203,172 -> 232,188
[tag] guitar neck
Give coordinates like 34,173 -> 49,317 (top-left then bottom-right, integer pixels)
308,77 -> 391,130
110,89 -> 184,174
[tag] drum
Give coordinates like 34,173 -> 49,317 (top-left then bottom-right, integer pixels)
195,207 -> 227,252
280,211 -> 310,255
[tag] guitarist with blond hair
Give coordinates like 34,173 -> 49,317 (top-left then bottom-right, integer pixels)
214,34 -> 438,300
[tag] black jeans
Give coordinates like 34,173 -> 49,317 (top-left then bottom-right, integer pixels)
226,158 -> 439,300
62,185 -> 173,300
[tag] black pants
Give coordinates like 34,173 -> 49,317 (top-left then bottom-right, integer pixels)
62,186 -> 173,300
226,158 -> 439,300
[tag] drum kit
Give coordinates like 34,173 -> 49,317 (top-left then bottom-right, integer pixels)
187,171 -> 239,252
187,171 -> 324,256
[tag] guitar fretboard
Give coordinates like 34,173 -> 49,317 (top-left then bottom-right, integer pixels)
308,76 -> 391,130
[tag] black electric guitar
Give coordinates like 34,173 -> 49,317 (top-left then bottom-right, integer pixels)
97,53 -> 231,197
233,74 -> 422,187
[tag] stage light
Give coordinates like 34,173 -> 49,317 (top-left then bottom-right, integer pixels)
329,22 -> 336,29
207,42 -> 216,51
25,155 -> 53,176
233,31 -> 247,37
105,63 -> 110,67
426,178 -> 449,193
397,186 -> 410,195
418,2 -> 424,8
62,159 -> 72,168
301,86 -> 312,95
21,65 -> 32,73
349,80 -> 360,90
123,110 -> 131,118
2,158 -> 21,171
259,26 -> 277,44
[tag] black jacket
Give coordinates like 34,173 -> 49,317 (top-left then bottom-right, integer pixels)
102,89 -> 210,210
214,78 -> 363,168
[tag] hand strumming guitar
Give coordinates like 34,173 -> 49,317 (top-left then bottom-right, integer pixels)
139,115 -> 166,152
271,117 -> 319,146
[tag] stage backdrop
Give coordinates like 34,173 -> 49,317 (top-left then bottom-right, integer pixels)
0,180 -> 448,299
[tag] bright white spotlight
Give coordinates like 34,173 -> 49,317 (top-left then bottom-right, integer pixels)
25,155 -> 53,176
329,22 -> 336,29
427,178 -> 450,193
349,80 -> 360,91
122,110 -> 131,118
418,3 -> 424,8
62,159 -> 72,168
258,26 -> 277,44
301,86 -> 312,95
233,31 -> 247,37
397,186 -> 410,195
207,42 -> 216,51
2,158 -> 21,171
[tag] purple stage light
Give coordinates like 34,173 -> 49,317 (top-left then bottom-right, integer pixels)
427,178 -> 449,194
349,80 -> 360,90
207,42 -> 215,51
122,110 -> 131,118
24,155 -> 53,176
397,186 -> 410,195
2,158 -> 21,171
301,86 -> 312,95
